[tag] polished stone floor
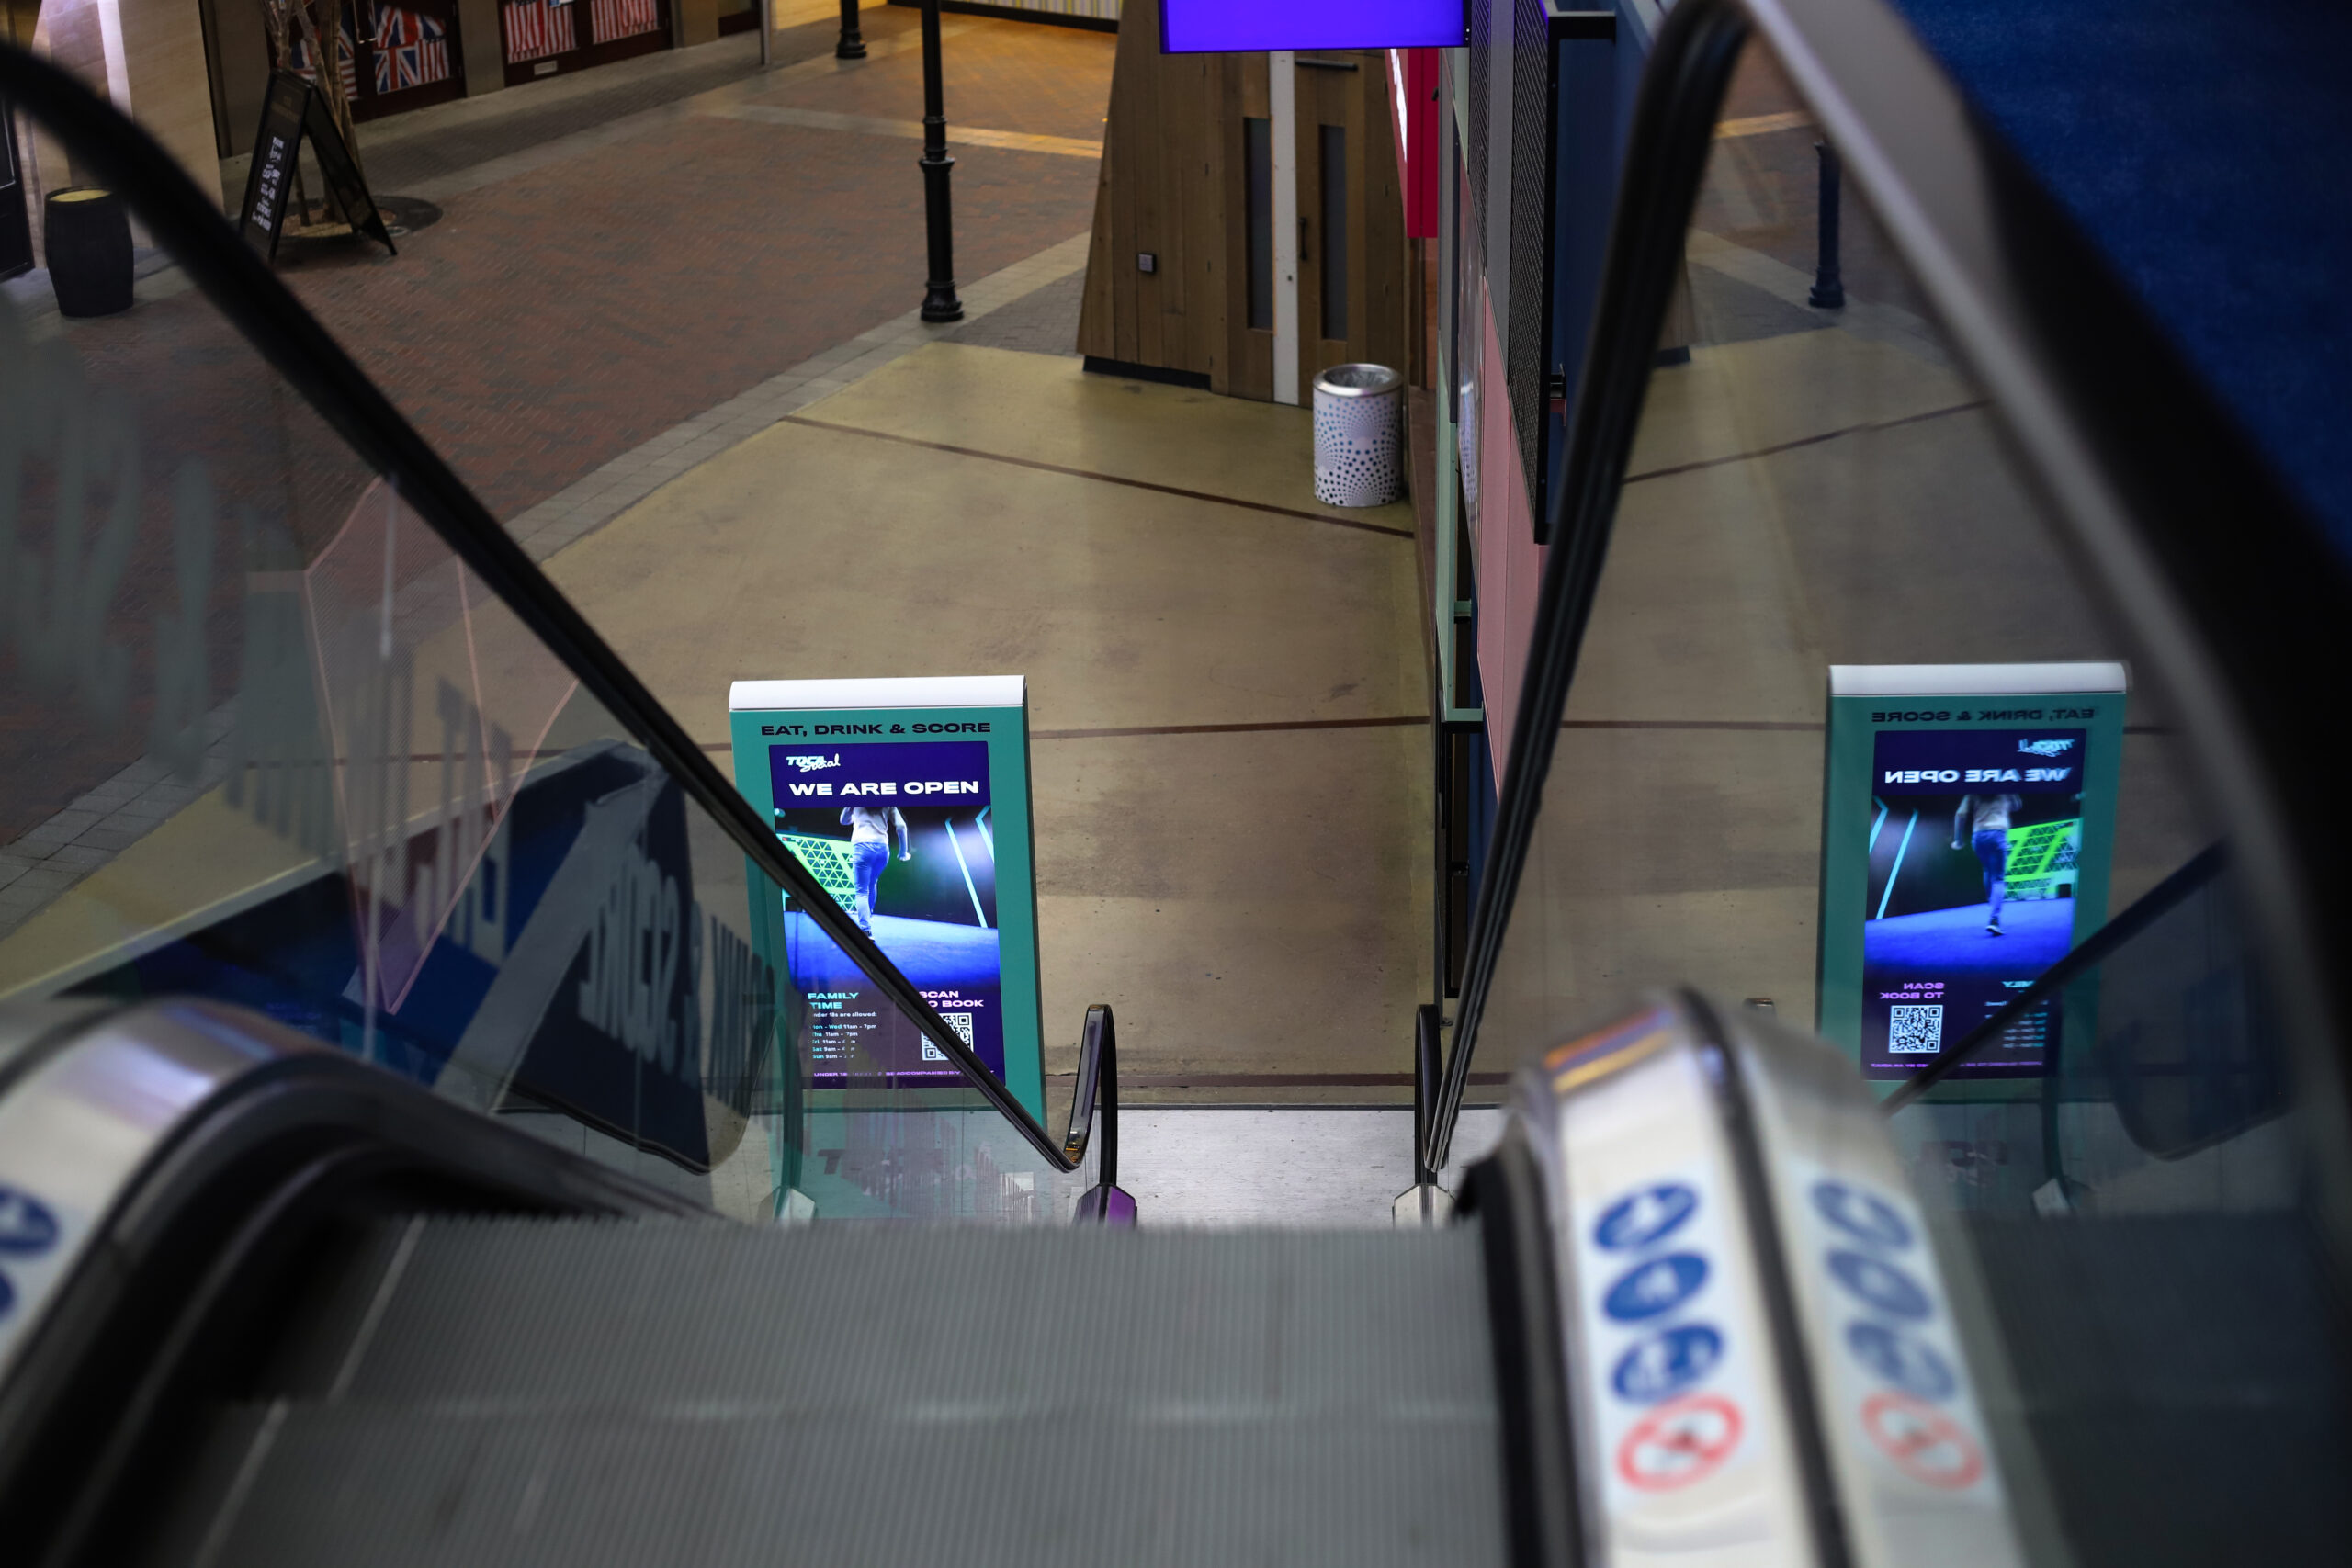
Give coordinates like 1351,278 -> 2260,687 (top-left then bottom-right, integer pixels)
543,344 -> 1433,1093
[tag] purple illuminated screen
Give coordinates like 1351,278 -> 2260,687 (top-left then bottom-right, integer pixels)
1161,0 -> 1465,53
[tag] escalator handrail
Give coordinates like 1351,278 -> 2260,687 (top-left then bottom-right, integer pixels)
0,46 -> 1099,1174
1060,1003 -> 1116,1182
1421,0 -> 2352,1180
1420,0 -> 1756,1172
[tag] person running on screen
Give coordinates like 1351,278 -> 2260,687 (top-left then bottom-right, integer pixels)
1953,793 -> 2022,936
842,805 -> 912,936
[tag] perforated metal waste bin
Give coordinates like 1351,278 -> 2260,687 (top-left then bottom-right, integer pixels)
1312,363 -> 1404,507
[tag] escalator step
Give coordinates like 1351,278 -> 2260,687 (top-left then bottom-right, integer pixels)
150,1219 -> 1507,1568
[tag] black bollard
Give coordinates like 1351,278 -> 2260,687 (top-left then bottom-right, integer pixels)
1809,140 -> 1845,310
45,188 -> 132,318
835,0 -> 865,60
917,0 -> 962,321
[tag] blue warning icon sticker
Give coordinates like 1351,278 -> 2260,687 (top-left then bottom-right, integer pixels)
1827,1249 -> 1932,1321
1594,1183 -> 1700,1252
1612,1323 -> 1724,1404
1811,1179 -> 1911,1252
1604,1253 -> 1709,1324
0,1187 -> 59,1258
1845,1322 -> 1956,1401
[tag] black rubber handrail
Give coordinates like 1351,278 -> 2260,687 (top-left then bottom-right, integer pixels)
1061,1003 -> 1116,1183
0,45 -> 1106,1175
1879,843 -> 2226,1113
1419,0 -> 1755,1174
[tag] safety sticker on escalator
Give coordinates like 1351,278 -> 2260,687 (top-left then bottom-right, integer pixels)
0,1182 -> 81,1374
1617,1393 -> 1746,1491
0,1185 -> 61,1258
1574,1166 -> 1761,1505
1784,1161 -> 2003,1500
1860,1392 -> 1984,1489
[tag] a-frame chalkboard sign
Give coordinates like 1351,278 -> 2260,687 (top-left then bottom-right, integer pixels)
236,71 -> 396,261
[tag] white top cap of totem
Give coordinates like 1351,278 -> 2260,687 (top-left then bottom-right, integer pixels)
1828,662 -> 2128,697
729,675 -> 1026,711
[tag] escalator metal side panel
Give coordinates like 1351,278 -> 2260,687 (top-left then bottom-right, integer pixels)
1506,999 -> 1825,1567
1502,995 -> 2038,1568
0,1000 -> 277,1393
0,999 -> 697,1464
1724,1006 -> 2036,1568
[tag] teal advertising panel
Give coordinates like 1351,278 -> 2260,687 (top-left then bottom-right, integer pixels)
1817,664 -> 2127,1100
729,676 -> 1046,1122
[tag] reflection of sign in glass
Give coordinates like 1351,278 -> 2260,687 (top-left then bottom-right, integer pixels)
1812,1179 -> 1913,1251
1827,1250 -> 1932,1321
1818,665 -> 2126,1095
1845,1323 -> 1957,1402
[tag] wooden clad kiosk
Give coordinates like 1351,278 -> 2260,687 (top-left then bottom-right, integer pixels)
1077,0 -> 1411,401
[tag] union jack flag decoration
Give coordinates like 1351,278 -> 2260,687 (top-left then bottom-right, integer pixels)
372,6 -> 452,93
589,0 -> 660,42
503,0 -> 573,62
291,11 -> 362,100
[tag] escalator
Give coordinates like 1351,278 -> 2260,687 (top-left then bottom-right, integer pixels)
1418,0 -> 2352,1564
4,0 -> 2351,1562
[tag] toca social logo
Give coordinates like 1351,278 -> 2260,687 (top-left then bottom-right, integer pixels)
2018,739 -> 2075,758
784,753 -> 842,773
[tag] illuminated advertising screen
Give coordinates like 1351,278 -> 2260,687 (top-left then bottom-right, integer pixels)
729,677 -> 1046,1121
1160,0 -> 1466,52
1817,666 -> 2126,1093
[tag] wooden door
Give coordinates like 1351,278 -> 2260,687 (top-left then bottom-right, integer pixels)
1294,53 -> 1408,391
1076,13 -> 1406,403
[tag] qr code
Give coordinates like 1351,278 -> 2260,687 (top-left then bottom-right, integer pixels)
922,1012 -> 977,1062
1888,1005 -> 1944,1054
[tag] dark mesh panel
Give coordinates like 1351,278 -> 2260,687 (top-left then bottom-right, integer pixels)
1508,0 -> 1556,519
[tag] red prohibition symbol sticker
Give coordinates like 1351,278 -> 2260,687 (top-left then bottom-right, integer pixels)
1616,1393 -> 1745,1492
1860,1392 -> 1984,1489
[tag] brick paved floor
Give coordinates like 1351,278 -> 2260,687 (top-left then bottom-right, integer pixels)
277,116 -> 1097,517
1,16 -> 1109,849
274,16 -> 1111,520
780,14 -> 1114,141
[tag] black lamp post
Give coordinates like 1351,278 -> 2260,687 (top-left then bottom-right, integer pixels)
1809,140 -> 1845,310
918,0 -> 963,321
835,0 -> 865,60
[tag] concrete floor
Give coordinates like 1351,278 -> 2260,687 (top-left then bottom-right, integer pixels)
544,344 -> 1433,1089
534,1105 -> 1508,1228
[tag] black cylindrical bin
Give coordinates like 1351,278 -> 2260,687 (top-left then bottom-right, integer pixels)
44,188 -> 133,318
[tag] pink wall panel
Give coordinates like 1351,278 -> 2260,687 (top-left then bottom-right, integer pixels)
1385,48 -> 1441,238
1473,293 -> 1544,779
